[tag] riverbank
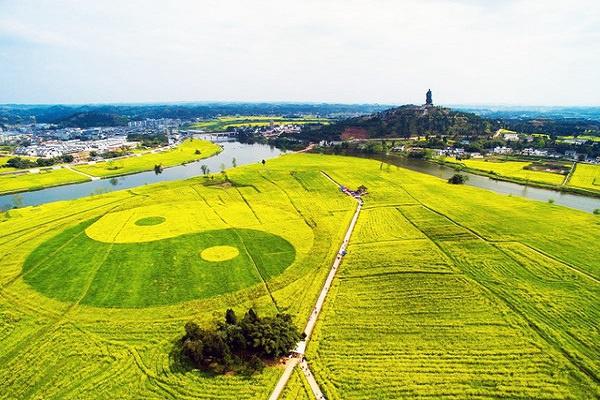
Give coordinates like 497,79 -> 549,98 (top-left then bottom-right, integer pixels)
72,138 -> 221,178
308,149 -> 600,213
431,158 -> 600,199
0,140 -> 287,210
0,139 -> 221,196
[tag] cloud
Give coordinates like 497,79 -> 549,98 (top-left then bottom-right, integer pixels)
0,0 -> 598,104
0,18 -> 78,48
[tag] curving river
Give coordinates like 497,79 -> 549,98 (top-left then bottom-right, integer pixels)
1,142 -> 599,214
0,138 -> 286,210
369,155 -> 600,214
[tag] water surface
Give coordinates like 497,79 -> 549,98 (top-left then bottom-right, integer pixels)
0,139 -> 285,209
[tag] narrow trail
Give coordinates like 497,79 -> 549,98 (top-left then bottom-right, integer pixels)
64,165 -> 98,180
268,171 -> 362,400
562,162 -> 576,186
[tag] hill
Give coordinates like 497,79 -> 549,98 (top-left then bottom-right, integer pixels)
298,104 -> 498,141
55,111 -> 129,128
0,103 -> 392,125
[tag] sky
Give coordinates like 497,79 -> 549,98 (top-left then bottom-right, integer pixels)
0,0 -> 599,105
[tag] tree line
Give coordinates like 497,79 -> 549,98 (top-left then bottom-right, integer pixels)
2,155 -> 74,169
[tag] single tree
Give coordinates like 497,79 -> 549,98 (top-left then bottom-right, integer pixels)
448,173 -> 467,184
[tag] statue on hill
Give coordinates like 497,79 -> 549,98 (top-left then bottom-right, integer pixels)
425,89 -> 433,106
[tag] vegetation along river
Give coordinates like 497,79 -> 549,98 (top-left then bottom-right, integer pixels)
1,141 -> 599,213
0,139 -> 286,210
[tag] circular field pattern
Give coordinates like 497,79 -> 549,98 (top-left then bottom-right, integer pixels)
134,216 -> 166,226
23,220 -> 296,308
201,245 -> 240,262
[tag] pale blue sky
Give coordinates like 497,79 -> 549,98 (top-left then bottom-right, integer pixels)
0,0 -> 599,105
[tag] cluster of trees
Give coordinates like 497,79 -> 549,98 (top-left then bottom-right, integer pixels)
181,308 -> 303,374
89,149 -> 130,159
126,133 -> 168,147
502,118 -> 600,136
2,155 -> 74,169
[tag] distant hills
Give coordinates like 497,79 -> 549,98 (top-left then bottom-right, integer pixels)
56,112 -> 128,128
299,104 -> 497,141
0,103 -> 393,126
298,103 -> 600,141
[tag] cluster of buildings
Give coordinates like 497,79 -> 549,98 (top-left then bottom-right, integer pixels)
14,137 -> 138,159
233,123 -> 302,138
0,118 -> 189,161
431,146 -> 598,162
127,118 -> 182,129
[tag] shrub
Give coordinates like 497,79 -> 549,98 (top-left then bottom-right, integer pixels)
448,174 -> 468,184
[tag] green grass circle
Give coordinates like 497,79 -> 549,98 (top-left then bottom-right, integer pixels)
23,220 -> 296,308
134,216 -> 166,226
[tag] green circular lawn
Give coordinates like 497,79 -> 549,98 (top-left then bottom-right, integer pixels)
23,220 -> 296,308
134,216 -> 166,226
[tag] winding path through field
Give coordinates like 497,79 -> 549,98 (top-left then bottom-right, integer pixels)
268,171 -> 362,400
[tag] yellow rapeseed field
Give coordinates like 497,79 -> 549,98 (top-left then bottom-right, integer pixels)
0,153 -> 597,398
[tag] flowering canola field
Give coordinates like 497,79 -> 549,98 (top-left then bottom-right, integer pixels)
0,153 -> 598,398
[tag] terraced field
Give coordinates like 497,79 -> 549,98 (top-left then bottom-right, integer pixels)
568,163 -> 600,192
1,153 -> 598,399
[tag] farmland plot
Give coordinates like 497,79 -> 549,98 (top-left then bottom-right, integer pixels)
0,153 -> 598,399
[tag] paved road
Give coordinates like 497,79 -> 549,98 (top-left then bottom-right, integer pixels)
268,357 -> 299,400
268,172 -> 363,400
299,359 -> 326,399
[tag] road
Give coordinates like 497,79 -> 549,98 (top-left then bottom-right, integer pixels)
268,171 -> 362,400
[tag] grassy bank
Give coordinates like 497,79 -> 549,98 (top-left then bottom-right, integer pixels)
72,138 -> 221,178
0,139 -> 220,195
433,158 -> 600,198
0,168 -> 90,195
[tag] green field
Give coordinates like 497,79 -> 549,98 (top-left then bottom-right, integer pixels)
0,154 -> 598,398
568,163 -> 600,192
188,116 -> 330,132
443,157 -> 566,185
0,168 -> 90,194
73,138 -> 220,177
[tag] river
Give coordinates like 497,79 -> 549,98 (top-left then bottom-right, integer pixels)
0,139 -> 286,210
1,143 -> 599,213
371,155 -> 600,213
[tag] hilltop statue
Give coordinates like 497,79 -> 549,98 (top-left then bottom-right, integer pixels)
425,89 -> 433,106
